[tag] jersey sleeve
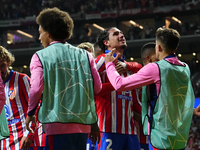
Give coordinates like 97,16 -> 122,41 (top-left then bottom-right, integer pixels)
125,61 -> 143,73
21,75 -> 36,139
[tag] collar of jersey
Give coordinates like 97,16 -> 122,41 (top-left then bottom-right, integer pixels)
105,50 -> 126,62
164,53 -> 176,59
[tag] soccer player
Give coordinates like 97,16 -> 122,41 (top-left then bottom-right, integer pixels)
105,27 -> 195,149
77,42 -> 100,150
95,27 -> 142,150
0,46 -> 45,150
141,42 -> 158,66
25,7 -> 102,150
140,42 -> 158,150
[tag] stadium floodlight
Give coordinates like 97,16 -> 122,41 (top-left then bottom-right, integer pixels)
129,20 -> 143,29
172,16 -> 181,24
93,24 -> 105,31
16,30 -> 33,38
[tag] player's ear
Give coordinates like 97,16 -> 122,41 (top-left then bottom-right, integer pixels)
158,44 -> 163,52
146,55 -> 150,62
103,40 -> 109,47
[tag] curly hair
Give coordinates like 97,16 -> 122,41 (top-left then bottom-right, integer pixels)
156,27 -> 180,52
96,27 -> 114,53
36,7 -> 74,41
0,46 -> 15,65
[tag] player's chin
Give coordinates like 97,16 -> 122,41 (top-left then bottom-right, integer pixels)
120,44 -> 127,50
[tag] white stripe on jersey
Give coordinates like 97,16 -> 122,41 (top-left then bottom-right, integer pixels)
23,76 -> 30,97
6,138 -> 10,150
38,123 -> 43,145
135,88 -> 142,106
127,101 -> 133,134
103,109 -> 106,132
111,90 -> 117,133
121,91 -> 125,134
96,56 -> 105,71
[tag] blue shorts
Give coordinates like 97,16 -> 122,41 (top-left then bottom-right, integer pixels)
45,133 -> 88,150
28,147 -> 45,150
99,133 -> 140,150
86,138 -> 98,150
140,143 -> 149,150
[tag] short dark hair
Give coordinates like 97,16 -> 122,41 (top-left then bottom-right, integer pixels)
156,28 -> 180,52
36,7 -> 74,41
93,42 -> 103,58
141,42 -> 156,60
96,27 -> 114,53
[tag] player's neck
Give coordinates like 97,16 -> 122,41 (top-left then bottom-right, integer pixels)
2,69 -> 10,82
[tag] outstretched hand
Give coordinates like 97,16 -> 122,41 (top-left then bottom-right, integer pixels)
25,115 -> 36,134
105,48 -> 121,65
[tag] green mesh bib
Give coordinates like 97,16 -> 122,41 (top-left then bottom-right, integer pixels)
142,59 -> 194,149
0,106 -> 10,140
37,43 -> 97,125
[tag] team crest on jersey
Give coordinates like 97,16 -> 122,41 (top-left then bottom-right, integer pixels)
8,89 -> 16,100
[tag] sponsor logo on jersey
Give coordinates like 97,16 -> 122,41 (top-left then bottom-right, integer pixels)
7,119 -> 19,125
118,94 -> 133,101
4,104 -> 10,119
8,89 -> 16,100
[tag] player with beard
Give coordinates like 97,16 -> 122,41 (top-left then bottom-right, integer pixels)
95,27 -> 142,150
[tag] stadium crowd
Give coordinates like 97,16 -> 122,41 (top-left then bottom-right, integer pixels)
0,1 -> 200,150
0,0 -> 198,20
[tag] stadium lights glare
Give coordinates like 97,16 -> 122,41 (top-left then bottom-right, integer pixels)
23,65 -> 27,68
7,41 -> 12,44
129,20 -> 143,29
16,30 -> 33,38
93,24 -> 105,31
172,17 -> 181,24
193,52 -> 196,56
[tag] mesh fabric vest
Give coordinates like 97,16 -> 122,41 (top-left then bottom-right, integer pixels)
0,106 -> 9,140
142,59 -> 194,149
37,43 -> 97,125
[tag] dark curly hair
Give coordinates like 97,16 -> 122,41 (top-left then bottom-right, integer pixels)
156,28 -> 180,52
96,27 -> 114,53
36,7 -> 74,41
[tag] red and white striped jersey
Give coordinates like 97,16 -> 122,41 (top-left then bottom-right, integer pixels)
95,54 -> 142,135
1,70 -> 45,150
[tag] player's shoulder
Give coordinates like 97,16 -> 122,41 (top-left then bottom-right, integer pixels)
95,53 -> 105,62
15,71 -> 30,80
126,61 -> 143,69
